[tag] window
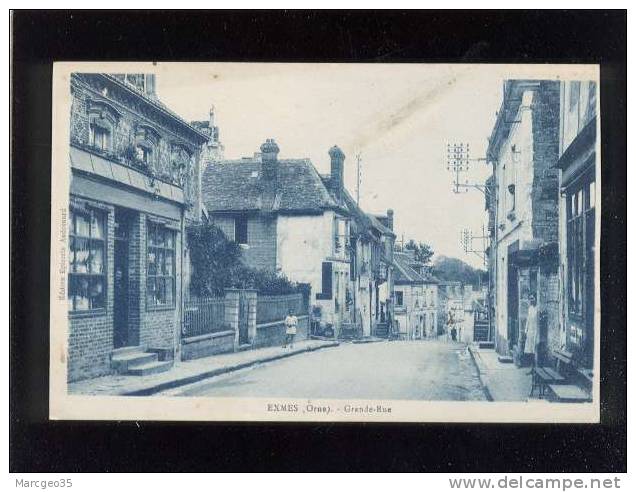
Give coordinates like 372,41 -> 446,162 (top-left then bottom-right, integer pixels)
234,216 -> 248,245
68,208 -> 107,312
147,222 -> 176,308
90,123 -> 111,151
316,262 -> 333,300
87,102 -> 118,154
136,144 -> 154,167
395,291 -> 404,307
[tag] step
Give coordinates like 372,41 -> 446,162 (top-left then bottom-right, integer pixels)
479,341 -> 495,349
126,360 -> 173,376
236,343 -> 252,352
111,346 -> 143,357
112,352 -> 159,372
498,355 -> 514,364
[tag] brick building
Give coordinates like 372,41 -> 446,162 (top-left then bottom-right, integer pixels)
67,73 -> 208,381
485,80 -> 561,363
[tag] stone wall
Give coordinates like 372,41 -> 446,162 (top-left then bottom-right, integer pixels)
253,316 -> 309,349
181,331 -> 235,360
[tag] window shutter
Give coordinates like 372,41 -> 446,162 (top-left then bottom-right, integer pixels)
321,262 -> 333,299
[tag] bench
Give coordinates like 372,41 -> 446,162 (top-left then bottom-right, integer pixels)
530,366 -> 565,397
554,349 -> 576,374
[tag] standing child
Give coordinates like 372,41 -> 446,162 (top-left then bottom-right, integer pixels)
284,310 -> 298,349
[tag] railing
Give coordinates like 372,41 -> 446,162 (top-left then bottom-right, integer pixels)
182,296 -> 227,338
256,293 -> 305,325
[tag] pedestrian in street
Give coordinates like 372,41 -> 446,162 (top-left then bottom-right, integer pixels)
447,311 -> 456,342
524,293 -> 539,368
283,309 -> 298,349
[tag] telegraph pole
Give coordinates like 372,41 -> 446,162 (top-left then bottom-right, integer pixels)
445,142 -> 493,197
460,225 -> 488,267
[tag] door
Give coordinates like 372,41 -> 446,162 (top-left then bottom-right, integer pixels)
113,209 -> 131,348
507,263 -> 519,351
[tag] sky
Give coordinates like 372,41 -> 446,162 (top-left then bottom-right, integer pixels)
151,64 -> 511,268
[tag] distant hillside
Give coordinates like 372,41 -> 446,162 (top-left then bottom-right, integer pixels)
432,255 -> 488,287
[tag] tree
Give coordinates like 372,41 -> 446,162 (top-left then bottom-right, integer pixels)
432,255 -> 488,287
403,239 -> 434,265
187,223 -> 243,297
187,223 -> 310,298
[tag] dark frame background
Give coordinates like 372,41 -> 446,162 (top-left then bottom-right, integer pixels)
10,10 -> 627,472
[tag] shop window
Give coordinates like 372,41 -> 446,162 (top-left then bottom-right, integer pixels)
68,208 -> 107,312
234,216 -> 248,245
566,177 -> 595,320
147,222 -> 176,308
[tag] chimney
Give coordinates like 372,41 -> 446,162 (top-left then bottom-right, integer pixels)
328,145 -> 345,195
387,209 -> 394,231
260,139 -> 280,180
209,105 -> 216,128
145,74 -> 157,98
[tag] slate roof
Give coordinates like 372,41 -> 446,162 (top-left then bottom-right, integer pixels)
394,252 -> 439,284
394,252 -> 426,284
366,213 -> 396,237
202,158 -> 340,214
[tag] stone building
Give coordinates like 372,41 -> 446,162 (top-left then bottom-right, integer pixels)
556,80 -> 597,370
67,73 -> 208,381
393,251 -> 437,340
485,80 -> 561,363
201,140 -> 355,336
340,197 -> 396,338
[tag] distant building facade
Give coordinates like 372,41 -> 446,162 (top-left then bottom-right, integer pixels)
437,281 -> 465,338
67,73 -> 208,381
393,251 -> 426,339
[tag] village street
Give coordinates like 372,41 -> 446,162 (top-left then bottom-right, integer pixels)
166,340 -> 487,401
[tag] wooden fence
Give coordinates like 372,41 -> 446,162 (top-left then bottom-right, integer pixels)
256,293 -> 306,325
183,296 -> 226,338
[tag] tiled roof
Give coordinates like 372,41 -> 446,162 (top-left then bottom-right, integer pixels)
202,158 -> 339,213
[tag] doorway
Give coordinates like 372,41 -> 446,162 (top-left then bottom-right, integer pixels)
113,208 -> 133,348
507,262 -> 519,352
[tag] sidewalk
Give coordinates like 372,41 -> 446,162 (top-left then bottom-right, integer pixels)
468,345 -> 532,401
69,339 -> 339,396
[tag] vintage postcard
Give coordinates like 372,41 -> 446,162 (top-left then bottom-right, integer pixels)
49,62 -> 600,422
